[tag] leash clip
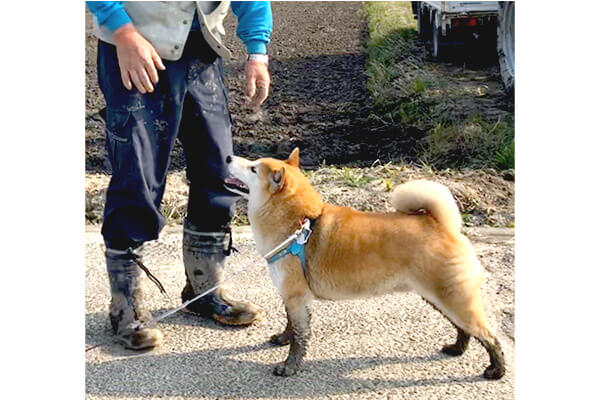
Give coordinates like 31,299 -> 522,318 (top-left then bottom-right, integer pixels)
295,218 -> 312,245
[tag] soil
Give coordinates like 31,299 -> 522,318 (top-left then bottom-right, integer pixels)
87,164 -> 514,228
86,2 -> 372,171
84,2 -> 514,227
85,2 -> 513,171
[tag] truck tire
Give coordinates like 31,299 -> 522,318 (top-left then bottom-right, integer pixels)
432,14 -> 449,60
411,1 -> 419,16
417,4 -> 432,38
497,2 -> 515,93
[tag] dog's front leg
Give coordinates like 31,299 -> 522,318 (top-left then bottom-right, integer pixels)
270,317 -> 293,346
273,294 -> 312,377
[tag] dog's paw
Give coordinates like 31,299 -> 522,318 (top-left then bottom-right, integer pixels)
483,364 -> 505,380
441,343 -> 466,357
273,363 -> 298,377
270,331 -> 291,346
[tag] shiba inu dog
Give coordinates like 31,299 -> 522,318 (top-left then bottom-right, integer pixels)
225,149 -> 505,380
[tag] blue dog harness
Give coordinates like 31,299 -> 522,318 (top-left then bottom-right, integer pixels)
265,218 -> 314,279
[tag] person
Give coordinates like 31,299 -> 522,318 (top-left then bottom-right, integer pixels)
86,1 -> 273,350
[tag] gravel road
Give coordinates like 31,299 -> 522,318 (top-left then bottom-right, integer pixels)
85,225 -> 514,399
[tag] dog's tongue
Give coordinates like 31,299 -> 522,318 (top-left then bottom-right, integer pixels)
224,176 -> 245,187
224,176 -> 249,195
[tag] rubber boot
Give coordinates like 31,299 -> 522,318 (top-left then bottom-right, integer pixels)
181,219 -> 260,326
106,246 -> 163,350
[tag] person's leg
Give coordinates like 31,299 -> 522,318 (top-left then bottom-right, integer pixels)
105,245 -> 162,349
97,39 -> 187,348
99,38 -> 186,247
177,32 -> 260,326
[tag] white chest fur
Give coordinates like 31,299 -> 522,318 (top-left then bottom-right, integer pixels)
267,261 -> 285,295
249,217 -> 286,295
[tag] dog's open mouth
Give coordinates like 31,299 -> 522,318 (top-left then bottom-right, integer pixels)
224,176 -> 249,195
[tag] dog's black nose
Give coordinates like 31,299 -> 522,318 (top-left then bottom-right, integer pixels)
225,155 -> 232,164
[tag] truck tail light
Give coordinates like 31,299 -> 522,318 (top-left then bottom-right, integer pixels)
452,17 -> 479,28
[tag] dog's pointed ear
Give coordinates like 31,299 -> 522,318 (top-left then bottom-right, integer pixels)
269,167 -> 285,193
286,147 -> 300,168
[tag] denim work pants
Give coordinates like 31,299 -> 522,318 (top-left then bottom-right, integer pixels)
98,32 -> 238,250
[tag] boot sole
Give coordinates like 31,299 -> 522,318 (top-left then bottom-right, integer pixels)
182,307 -> 261,326
116,337 -> 161,351
212,312 -> 260,326
115,328 -> 163,350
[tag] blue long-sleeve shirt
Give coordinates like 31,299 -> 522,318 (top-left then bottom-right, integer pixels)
86,1 -> 272,54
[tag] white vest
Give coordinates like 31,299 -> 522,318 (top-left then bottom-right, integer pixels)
93,1 -> 232,61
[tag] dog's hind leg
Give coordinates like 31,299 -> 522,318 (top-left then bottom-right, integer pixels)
422,298 -> 471,356
424,285 -> 505,380
442,327 -> 471,356
476,333 -> 505,380
273,293 -> 312,377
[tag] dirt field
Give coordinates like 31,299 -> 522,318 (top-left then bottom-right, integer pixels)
86,3 -> 371,170
86,2 -> 513,170
85,2 -> 514,227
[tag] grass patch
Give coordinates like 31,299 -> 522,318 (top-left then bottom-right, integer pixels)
365,1 -> 436,129
420,115 -> 515,169
86,162 -> 514,228
494,136 -> 515,170
306,162 -> 514,226
341,167 -> 372,188
364,2 -> 514,170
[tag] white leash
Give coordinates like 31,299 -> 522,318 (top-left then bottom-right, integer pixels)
134,220 -> 312,331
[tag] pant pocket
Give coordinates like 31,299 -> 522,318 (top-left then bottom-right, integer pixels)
105,109 -> 132,172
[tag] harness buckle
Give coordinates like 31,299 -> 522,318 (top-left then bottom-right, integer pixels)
296,218 -> 312,245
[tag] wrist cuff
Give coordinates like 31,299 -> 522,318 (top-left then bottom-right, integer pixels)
245,40 -> 267,55
105,8 -> 132,32
248,54 -> 269,65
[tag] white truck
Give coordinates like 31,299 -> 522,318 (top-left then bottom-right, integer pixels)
411,1 -> 514,92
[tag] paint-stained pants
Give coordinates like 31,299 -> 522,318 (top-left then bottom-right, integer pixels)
98,32 -> 238,250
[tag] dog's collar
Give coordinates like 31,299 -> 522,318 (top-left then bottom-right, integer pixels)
265,217 -> 316,279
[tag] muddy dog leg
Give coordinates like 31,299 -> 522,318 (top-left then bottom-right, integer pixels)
426,287 -> 505,380
442,327 -> 471,356
423,298 -> 471,356
270,316 -> 293,346
273,294 -> 312,377
476,334 -> 505,380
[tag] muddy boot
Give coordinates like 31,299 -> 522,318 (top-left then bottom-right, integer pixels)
106,246 -> 163,350
181,219 -> 260,326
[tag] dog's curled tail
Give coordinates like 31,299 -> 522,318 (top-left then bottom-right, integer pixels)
391,180 -> 462,234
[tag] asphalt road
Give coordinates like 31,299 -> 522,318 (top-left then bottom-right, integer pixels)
85,225 -> 514,399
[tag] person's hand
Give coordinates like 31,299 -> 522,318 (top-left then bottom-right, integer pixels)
245,59 -> 270,109
112,23 -> 166,93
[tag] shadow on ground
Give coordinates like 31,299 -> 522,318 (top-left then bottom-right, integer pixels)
86,338 -> 484,399
86,308 -> 488,398
86,310 -> 253,355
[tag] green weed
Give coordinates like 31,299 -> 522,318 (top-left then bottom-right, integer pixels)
364,2 -> 514,170
382,178 -> 394,191
419,115 -> 514,169
341,167 -> 371,187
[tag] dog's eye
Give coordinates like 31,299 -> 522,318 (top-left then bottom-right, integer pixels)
250,166 -> 257,174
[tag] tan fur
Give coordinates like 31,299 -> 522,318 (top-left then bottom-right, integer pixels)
391,179 -> 462,234
228,149 -> 505,379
